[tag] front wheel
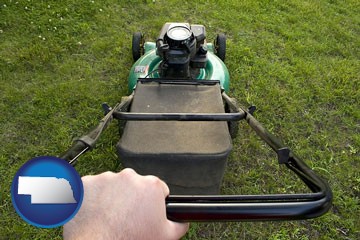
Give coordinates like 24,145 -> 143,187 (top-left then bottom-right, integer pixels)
214,34 -> 226,62
132,32 -> 144,62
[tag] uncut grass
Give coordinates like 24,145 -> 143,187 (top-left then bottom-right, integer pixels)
1,0 -> 359,239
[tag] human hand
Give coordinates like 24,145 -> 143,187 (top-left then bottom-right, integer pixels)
63,168 -> 189,240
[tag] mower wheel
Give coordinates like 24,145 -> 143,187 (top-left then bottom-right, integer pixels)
132,32 -> 144,62
214,34 -> 226,62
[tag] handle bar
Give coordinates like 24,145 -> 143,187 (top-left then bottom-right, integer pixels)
61,91 -> 332,221
165,153 -> 332,221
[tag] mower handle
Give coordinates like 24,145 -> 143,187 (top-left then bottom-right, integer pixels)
162,93 -> 330,221
165,153 -> 332,221
60,95 -> 134,164
61,91 -> 332,221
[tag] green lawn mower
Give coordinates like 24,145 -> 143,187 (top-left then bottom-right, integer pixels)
61,22 -> 332,222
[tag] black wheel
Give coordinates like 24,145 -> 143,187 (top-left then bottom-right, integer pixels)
132,32 -> 144,62
214,34 -> 226,62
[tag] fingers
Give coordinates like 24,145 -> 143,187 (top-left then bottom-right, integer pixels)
120,168 -> 170,197
139,173 -> 188,239
118,168 -> 137,179
144,175 -> 170,198
166,221 -> 190,240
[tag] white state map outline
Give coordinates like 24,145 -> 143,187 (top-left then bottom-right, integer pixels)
17,176 -> 77,204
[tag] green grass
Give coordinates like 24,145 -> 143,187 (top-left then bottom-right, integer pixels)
1,0 -> 359,239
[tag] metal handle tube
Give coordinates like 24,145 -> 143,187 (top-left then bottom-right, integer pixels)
113,111 -> 246,121
60,95 -> 134,164
60,89 -> 332,221
60,141 -> 89,163
163,93 -> 332,221
166,197 -> 331,221
165,154 -> 332,222
165,155 -> 332,222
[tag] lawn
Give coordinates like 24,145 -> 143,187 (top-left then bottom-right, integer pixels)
0,0 -> 359,239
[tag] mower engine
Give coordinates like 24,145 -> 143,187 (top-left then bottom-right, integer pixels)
156,23 -> 208,78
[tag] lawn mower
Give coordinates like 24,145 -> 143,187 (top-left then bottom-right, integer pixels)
61,23 -> 332,221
